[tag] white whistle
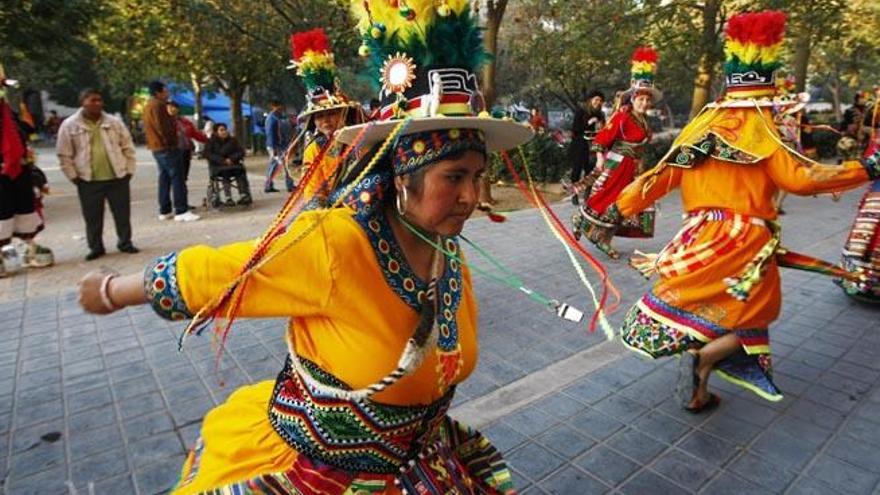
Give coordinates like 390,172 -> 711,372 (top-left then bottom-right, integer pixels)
555,303 -> 584,323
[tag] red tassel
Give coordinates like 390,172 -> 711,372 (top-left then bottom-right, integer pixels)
487,211 -> 506,223
725,10 -> 786,46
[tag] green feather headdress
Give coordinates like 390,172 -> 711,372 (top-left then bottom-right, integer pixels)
352,0 -> 488,89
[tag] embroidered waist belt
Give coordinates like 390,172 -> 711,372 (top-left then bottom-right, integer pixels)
268,356 -> 454,474
610,141 -> 646,158
684,208 -> 769,227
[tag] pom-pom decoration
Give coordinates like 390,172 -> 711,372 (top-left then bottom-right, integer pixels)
775,74 -> 796,94
290,28 -> 338,93
724,10 -> 787,75
630,46 -> 658,82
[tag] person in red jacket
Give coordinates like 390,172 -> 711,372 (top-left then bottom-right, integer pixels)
573,47 -> 661,259
167,101 -> 207,184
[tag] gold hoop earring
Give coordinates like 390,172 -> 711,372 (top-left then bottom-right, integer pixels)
396,187 -> 408,216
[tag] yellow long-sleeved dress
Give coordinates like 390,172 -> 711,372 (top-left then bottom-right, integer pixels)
145,207 -> 514,494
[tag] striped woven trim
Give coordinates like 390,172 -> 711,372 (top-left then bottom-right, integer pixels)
638,292 -> 769,354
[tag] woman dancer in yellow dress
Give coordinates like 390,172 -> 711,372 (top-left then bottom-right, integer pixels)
77,1 -> 536,493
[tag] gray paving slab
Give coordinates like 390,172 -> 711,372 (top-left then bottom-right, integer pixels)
2,149 -> 879,493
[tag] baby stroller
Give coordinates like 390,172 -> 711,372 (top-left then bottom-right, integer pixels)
204,127 -> 253,208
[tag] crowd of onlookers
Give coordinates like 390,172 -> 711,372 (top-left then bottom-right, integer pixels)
6,81 -> 873,277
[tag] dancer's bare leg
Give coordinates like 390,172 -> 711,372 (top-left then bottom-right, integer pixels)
688,332 -> 740,408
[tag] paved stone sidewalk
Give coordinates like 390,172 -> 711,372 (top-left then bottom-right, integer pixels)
1,154 -> 878,494
486,280 -> 880,495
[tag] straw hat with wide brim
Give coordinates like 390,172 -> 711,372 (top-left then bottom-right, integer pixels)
621,86 -> 664,104
336,115 -> 534,152
706,91 -> 810,110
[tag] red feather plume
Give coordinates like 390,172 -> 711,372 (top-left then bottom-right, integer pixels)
290,28 -> 331,62
631,46 -> 658,64
725,10 -> 787,46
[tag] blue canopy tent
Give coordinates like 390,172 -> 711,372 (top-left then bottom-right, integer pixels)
170,88 -> 263,134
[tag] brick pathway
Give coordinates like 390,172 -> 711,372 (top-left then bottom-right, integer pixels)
1,147 -> 877,494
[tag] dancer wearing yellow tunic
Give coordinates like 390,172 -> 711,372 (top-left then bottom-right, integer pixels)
153,206 -> 482,493
285,28 -> 363,204
612,11 -> 880,413
76,1 -> 535,493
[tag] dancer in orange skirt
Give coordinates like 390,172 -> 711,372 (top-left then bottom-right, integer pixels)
611,11 -> 880,412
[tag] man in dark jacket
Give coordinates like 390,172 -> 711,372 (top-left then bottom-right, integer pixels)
567,90 -> 605,204
143,80 -> 199,222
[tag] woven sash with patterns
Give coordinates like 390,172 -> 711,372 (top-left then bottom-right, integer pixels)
268,356 -> 454,474
654,209 -> 753,278
610,139 -> 648,158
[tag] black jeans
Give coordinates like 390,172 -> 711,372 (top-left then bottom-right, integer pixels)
76,176 -> 133,251
153,149 -> 188,214
212,167 -> 251,201
182,149 -> 193,182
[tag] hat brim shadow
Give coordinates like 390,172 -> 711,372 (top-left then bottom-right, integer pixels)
335,117 -> 535,153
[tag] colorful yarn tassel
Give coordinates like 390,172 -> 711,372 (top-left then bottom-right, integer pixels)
629,250 -> 659,279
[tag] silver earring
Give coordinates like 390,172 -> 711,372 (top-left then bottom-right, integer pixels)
396,187 -> 408,216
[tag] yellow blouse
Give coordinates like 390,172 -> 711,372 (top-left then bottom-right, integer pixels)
170,208 -> 478,406
301,139 -> 340,200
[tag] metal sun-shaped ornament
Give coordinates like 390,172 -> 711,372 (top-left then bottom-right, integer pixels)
381,53 -> 417,95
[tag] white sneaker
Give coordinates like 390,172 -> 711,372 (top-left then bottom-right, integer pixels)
158,213 -> 174,220
174,211 -> 200,222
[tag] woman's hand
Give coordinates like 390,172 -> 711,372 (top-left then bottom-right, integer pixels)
595,152 -> 606,171
78,270 -> 149,314
78,269 -> 117,315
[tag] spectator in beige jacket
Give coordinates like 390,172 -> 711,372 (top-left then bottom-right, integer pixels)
57,88 -> 138,260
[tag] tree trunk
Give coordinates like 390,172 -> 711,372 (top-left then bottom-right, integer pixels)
477,0 -> 508,205
230,86 -> 246,144
481,10 -> 503,108
191,73 -> 204,127
792,34 -> 811,92
688,0 -> 721,119
827,81 -> 842,123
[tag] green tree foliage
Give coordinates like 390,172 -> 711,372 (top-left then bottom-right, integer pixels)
0,0 -> 106,108
499,0 -> 645,112
807,0 -> 880,120
88,0 -> 358,142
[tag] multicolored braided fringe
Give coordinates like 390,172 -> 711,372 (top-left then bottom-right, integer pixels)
180,119 -> 412,382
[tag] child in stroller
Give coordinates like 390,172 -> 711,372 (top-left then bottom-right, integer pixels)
204,123 -> 252,207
